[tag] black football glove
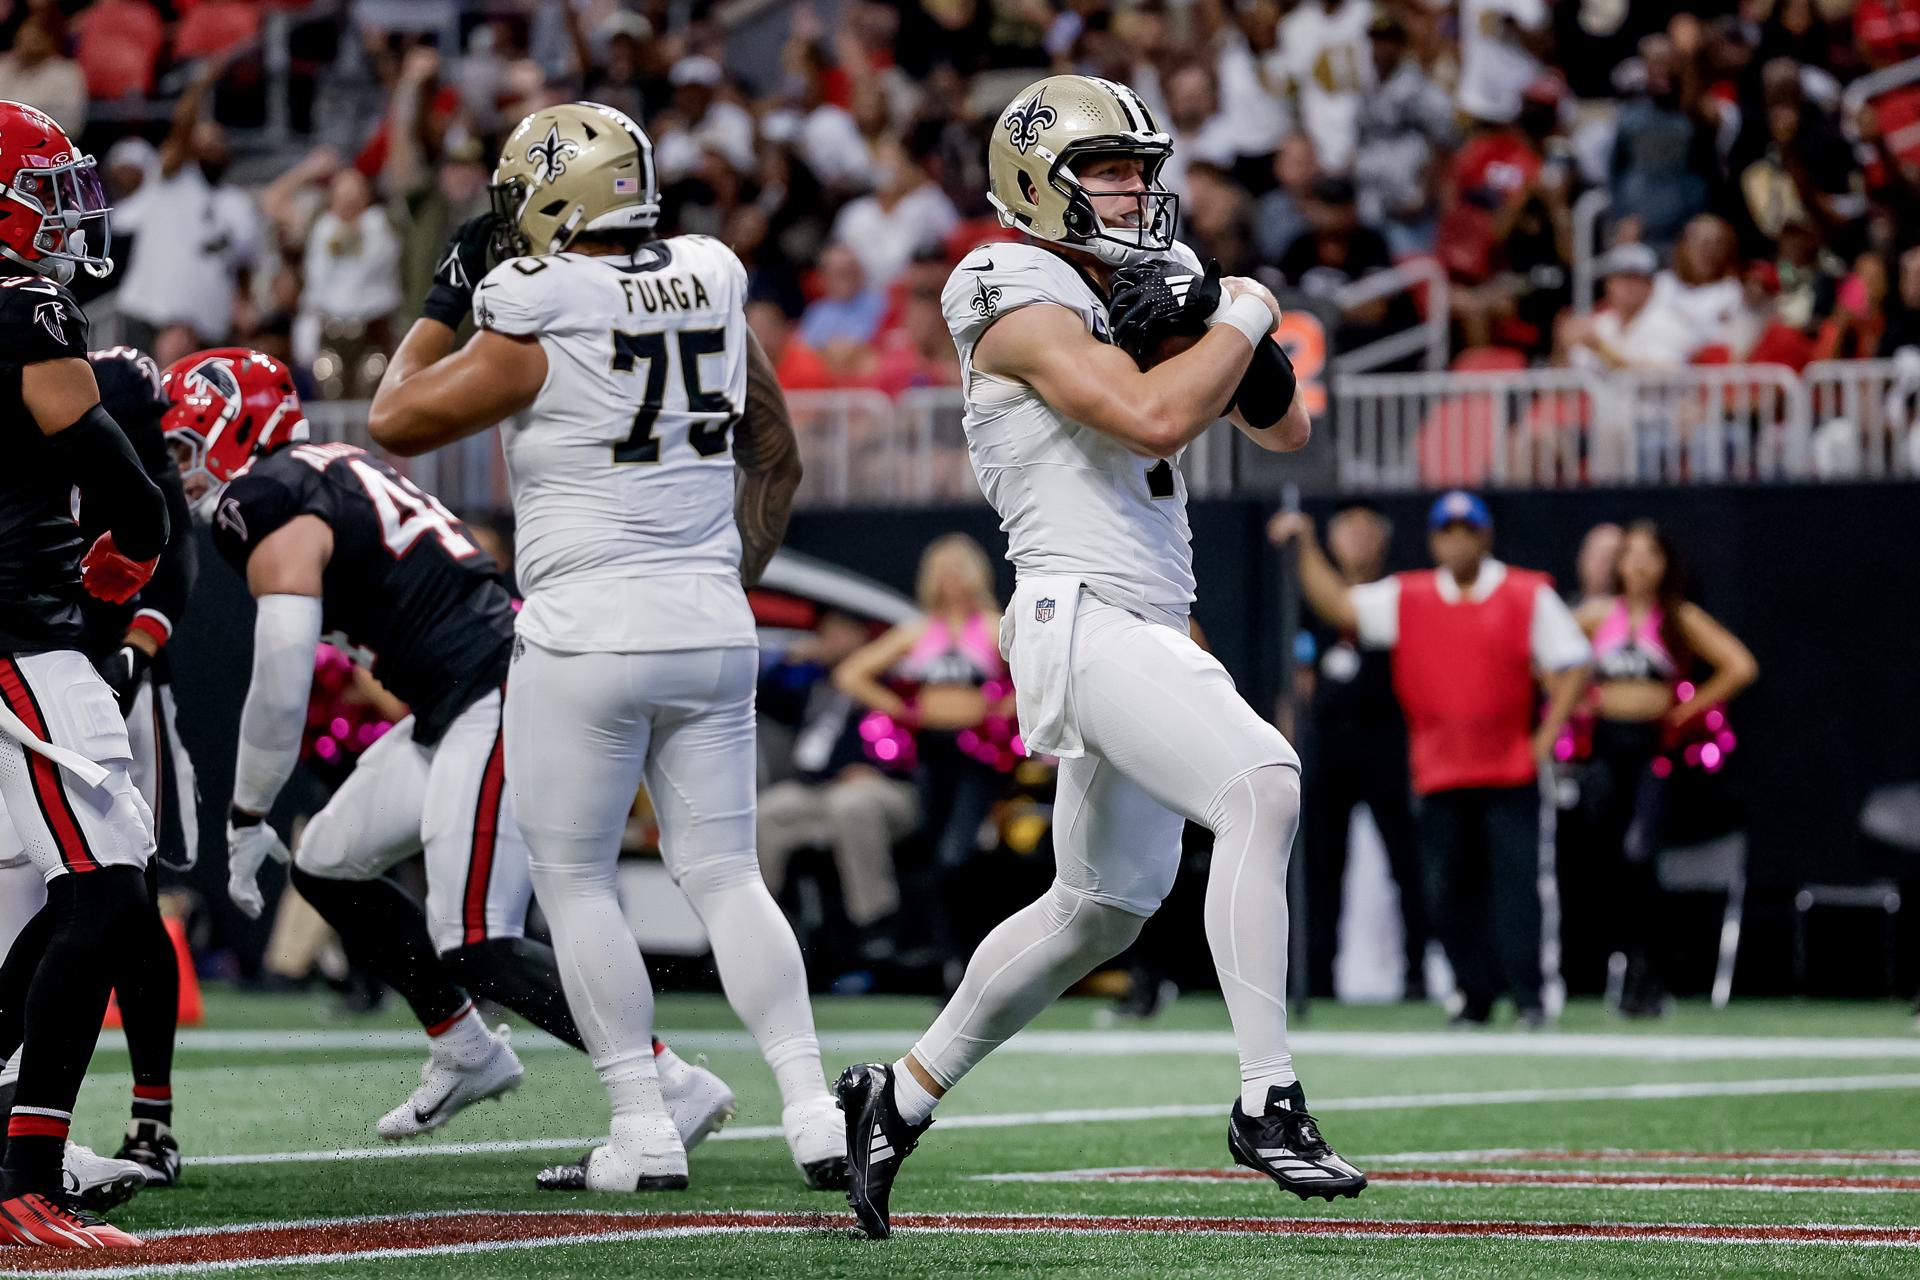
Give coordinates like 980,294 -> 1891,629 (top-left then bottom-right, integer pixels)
97,643 -> 150,719
421,212 -> 508,329
1107,258 -> 1224,361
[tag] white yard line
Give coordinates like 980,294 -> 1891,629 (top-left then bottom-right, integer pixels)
110,1026 -> 1920,1061
185,1073 -> 1920,1169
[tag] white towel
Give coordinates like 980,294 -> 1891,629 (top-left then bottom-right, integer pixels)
1003,576 -> 1084,759
0,700 -> 108,789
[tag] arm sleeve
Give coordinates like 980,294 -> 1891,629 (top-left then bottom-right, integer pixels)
1350,577 -> 1401,649
1530,583 -> 1594,671
46,404 -> 169,561
133,463 -> 197,636
232,593 -> 322,814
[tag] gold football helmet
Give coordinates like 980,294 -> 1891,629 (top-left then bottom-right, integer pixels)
986,75 -> 1176,266
489,101 -> 660,257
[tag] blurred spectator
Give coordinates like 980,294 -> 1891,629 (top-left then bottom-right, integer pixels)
1254,134 -> 1318,266
380,48 -> 490,329
1269,501 -> 1427,1002
758,608 -> 919,973
828,134 -> 958,291
654,55 -> 757,180
1181,162 -> 1260,277
1352,9 -> 1454,255
862,291 -> 962,397
1772,215 -> 1846,333
834,535 -> 1011,910
1731,58 -> 1859,250
564,8 -> 669,125
1552,0 -> 1669,100
775,30 -> 873,195
0,14 -> 85,135
1457,0 -> 1552,127
102,136 -> 159,284
300,170 -> 401,399
1652,214 -> 1743,352
1160,62 -> 1242,200
117,61 -> 260,349
749,300 -> 838,392
1608,35 -> 1715,254
1880,245 -> 1920,357
1856,0 -> 1920,69
1557,243 -> 1692,371
1812,252 -> 1889,361
798,244 -> 887,361
1268,0 -> 1372,173
1278,175 -> 1417,356
1573,522 -> 1625,609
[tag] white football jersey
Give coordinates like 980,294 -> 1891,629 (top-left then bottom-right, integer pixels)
940,239 -> 1207,625
475,236 -> 756,653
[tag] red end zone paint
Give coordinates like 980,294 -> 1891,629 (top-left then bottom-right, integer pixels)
0,1209 -> 1916,1274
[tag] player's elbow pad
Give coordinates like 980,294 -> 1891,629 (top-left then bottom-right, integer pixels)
1231,337 -> 1298,431
50,404 -> 170,560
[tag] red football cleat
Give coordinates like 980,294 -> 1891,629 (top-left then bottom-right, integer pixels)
0,1192 -> 142,1248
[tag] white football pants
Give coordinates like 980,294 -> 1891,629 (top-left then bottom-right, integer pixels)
506,639 -> 828,1118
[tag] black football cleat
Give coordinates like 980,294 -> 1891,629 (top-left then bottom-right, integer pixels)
834,1062 -> 931,1240
115,1120 -> 181,1187
1227,1082 -> 1367,1201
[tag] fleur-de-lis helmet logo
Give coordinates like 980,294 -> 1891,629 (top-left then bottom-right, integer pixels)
970,277 -> 1002,317
526,124 -> 581,183
1005,89 -> 1057,156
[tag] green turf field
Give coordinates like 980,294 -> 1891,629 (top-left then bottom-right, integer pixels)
41,988 -> 1920,1277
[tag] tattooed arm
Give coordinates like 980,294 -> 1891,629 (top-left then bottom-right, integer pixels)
733,328 -> 804,588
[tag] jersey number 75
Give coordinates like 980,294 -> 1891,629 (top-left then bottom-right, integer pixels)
609,327 -> 735,464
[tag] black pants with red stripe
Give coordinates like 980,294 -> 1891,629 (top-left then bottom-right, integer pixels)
1,865 -> 150,1197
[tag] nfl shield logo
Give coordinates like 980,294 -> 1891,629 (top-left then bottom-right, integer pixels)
1034,597 -> 1056,623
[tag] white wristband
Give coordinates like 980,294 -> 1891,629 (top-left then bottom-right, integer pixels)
1211,292 -> 1274,348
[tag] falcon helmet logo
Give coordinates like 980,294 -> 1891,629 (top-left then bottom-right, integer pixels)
525,124 -> 581,184
970,277 -> 1002,317
32,299 -> 67,344
1034,597 -> 1056,623
1005,90 -> 1057,156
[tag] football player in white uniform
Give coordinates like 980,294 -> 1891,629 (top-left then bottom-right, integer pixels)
368,102 -> 844,1193
835,75 -> 1365,1239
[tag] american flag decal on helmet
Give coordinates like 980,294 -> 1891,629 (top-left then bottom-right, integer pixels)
614,176 -> 638,194
1035,597 -> 1055,623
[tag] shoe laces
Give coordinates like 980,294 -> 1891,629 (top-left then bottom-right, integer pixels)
40,1195 -> 108,1229
1260,1104 -> 1330,1156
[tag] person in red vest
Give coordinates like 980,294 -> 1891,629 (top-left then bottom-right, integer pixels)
1272,491 -> 1591,1027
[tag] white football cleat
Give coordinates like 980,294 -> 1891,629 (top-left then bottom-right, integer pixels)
61,1142 -> 148,1212
535,1112 -> 688,1191
783,1092 -> 849,1190
656,1046 -> 735,1150
376,1024 -> 524,1141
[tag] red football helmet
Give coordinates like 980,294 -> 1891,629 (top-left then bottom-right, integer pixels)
0,101 -> 111,284
160,348 -> 308,516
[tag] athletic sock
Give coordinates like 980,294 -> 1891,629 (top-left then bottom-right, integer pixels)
1240,1054 -> 1297,1113
290,867 -> 469,1032
425,1002 -> 494,1067
600,1052 -> 667,1124
118,864 -> 178,1130
889,1058 -> 939,1126
130,1084 -> 172,1128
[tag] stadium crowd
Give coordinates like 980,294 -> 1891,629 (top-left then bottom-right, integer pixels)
6,0 -> 1920,396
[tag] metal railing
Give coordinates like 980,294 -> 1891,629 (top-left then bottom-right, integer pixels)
1333,364 -> 1815,491
293,357 -> 1911,512
1571,189 -> 1612,317
1331,258 -> 1451,374
1804,358 -> 1920,479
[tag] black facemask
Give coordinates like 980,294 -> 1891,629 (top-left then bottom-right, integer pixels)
199,158 -> 229,186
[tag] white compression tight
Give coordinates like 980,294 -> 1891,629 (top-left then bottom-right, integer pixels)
913,597 -> 1305,1105
912,879 -> 1146,1088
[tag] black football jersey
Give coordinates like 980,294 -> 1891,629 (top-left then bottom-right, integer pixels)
0,275 -> 92,654
79,345 -> 196,666
211,443 -> 514,744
